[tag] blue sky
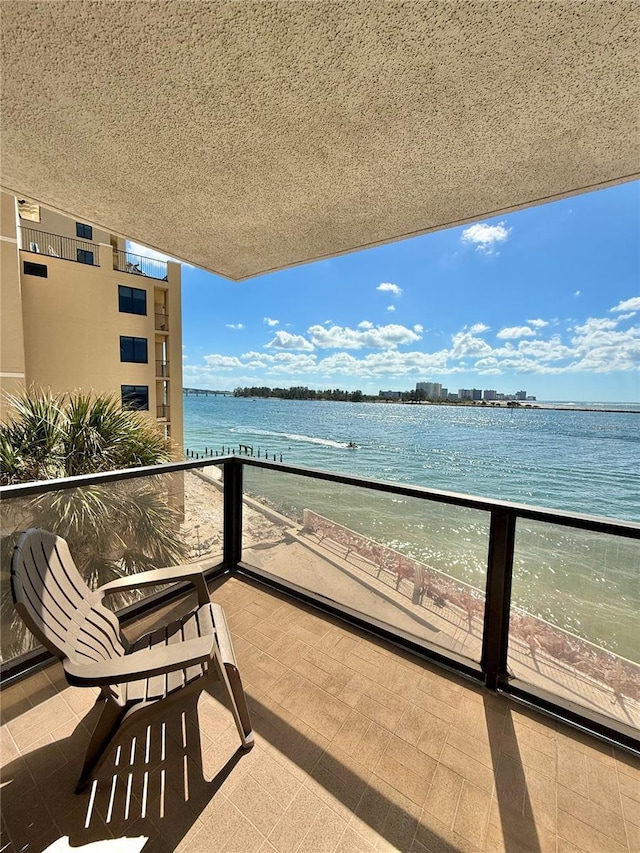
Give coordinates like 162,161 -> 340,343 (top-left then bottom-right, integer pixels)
131,181 -> 639,402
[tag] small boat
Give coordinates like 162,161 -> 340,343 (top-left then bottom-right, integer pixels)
347,441 -> 358,449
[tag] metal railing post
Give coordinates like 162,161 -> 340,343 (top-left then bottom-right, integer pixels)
223,458 -> 243,569
481,508 -> 517,689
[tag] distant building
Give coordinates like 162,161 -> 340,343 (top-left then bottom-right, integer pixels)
416,381 -> 442,399
458,388 -> 482,401
379,390 -> 402,399
483,389 -> 497,401
515,390 -> 527,400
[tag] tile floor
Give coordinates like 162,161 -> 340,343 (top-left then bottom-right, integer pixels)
1,576 -> 639,852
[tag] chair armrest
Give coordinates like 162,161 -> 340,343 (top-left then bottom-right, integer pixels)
97,564 -> 210,606
63,635 -> 215,686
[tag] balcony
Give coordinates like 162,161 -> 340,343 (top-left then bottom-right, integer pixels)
155,311 -> 169,332
114,249 -> 168,281
19,226 -> 99,266
1,458 -> 639,852
156,404 -> 170,419
156,359 -> 169,377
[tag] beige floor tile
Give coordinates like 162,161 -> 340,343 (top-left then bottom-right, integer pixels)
335,826 -> 377,852
618,768 -> 640,803
453,780 -> 491,848
3,576 -> 637,853
416,712 -> 450,761
267,786 -> 324,853
439,743 -> 495,794
557,741 -> 589,796
377,792 -> 420,851
422,762 -> 464,828
586,753 -> 623,815
299,803 -> 348,852
227,774 -> 285,836
557,783 -> 627,847
557,808 -> 628,853
622,791 -> 640,826
523,765 -> 557,833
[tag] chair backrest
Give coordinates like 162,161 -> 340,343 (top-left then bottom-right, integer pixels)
11,528 -> 126,666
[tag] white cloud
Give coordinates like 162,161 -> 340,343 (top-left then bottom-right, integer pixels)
225,323 -> 244,330
307,323 -> 422,350
527,318 -> 549,328
450,331 -> 492,358
202,354 -> 245,369
188,306 -> 640,387
573,318 -> 618,334
616,312 -> 637,321
413,324 -> 424,333
611,297 -> 640,313
387,305 -> 396,312
377,282 -> 403,297
263,317 -> 279,326
461,221 -> 511,254
266,331 -> 315,351
574,290 -> 581,296
496,326 -> 536,340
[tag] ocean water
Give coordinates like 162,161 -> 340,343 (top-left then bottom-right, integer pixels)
183,396 -> 640,660
183,396 -> 639,521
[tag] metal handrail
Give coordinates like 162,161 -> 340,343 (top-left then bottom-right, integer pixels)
155,313 -> 169,331
19,227 -> 99,266
1,456 -> 638,535
155,360 -> 169,377
114,249 -> 168,280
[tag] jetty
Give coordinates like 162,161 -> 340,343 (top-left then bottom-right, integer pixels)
183,387 -> 232,396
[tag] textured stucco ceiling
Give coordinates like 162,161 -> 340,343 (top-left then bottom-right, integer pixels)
1,1 -> 638,281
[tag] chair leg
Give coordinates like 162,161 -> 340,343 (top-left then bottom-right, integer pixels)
210,660 -> 254,750
76,698 -> 126,793
224,661 -> 254,749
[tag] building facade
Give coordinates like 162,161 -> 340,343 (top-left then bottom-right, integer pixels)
0,193 -> 183,452
416,381 -> 443,399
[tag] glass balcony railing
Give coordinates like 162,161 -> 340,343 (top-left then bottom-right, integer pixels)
1,456 -> 638,750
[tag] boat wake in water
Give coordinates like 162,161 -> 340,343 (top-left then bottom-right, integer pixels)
230,426 -> 352,449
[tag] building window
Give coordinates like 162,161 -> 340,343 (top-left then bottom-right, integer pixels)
118,285 -> 147,315
23,261 -> 48,278
120,336 -> 148,363
121,385 -> 149,411
76,222 -> 93,240
76,248 -> 94,265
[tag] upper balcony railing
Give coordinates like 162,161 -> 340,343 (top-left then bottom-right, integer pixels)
114,249 -> 168,281
19,227 -> 99,266
1,457 -> 638,752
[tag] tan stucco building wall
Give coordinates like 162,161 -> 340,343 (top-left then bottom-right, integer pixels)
0,192 -> 183,454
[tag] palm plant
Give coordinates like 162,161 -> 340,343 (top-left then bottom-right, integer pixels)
1,390 -> 188,660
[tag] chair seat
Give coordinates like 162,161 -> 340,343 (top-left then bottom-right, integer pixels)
125,604 -> 216,703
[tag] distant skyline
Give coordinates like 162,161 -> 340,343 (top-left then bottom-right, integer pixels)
130,181 -> 640,402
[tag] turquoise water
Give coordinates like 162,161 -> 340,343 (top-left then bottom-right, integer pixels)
184,396 -> 639,522
183,396 -> 639,660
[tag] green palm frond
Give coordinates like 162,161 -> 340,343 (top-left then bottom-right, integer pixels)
1,389 -> 188,661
